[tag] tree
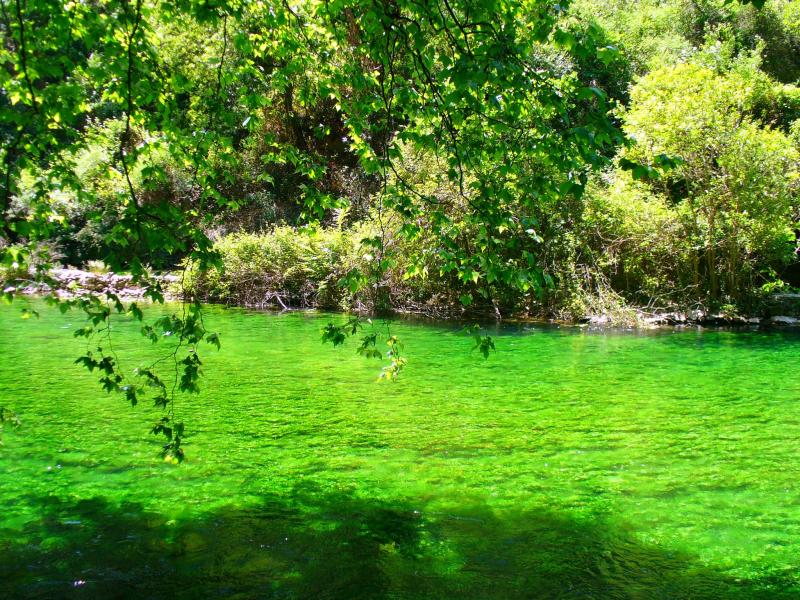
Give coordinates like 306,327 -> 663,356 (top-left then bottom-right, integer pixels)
588,62 -> 799,309
0,0 -> 668,458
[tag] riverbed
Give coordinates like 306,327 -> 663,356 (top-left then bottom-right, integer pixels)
1,303 -> 799,598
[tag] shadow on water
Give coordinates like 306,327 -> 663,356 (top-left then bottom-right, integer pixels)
1,484 -> 797,599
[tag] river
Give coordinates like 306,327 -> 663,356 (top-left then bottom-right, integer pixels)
1,303 -> 799,598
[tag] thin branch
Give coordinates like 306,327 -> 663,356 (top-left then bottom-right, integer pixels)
119,0 -> 144,210
13,0 -> 37,112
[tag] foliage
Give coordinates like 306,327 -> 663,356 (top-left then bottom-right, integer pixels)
1,0 -> 797,458
185,225 -> 364,309
571,0 -> 799,82
1,0 -> 626,457
467,324 -> 496,358
585,63 -> 800,310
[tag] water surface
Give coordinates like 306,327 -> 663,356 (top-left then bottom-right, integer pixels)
1,303 -> 799,598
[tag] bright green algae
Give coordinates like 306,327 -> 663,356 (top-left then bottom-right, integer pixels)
1,303 -> 800,598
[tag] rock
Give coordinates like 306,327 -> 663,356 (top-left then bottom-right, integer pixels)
664,312 -> 687,324
643,315 -> 668,326
11,268 -> 176,301
700,313 -> 727,325
765,293 -> 800,318
687,309 -> 705,322
747,317 -> 761,324
770,315 -> 799,325
643,311 -> 689,325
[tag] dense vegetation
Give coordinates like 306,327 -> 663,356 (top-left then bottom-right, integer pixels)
4,0 -> 798,319
2,0 -> 799,453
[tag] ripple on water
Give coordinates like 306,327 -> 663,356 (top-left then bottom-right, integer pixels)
1,304 -> 800,597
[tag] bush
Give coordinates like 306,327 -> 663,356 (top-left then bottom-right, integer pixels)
583,174 -> 692,307
184,226 -> 365,309
589,63 -> 800,310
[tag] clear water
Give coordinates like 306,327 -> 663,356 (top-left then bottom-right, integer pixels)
1,303 -> 800,598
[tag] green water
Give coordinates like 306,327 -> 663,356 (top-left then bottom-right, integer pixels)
2,303 -> 800,599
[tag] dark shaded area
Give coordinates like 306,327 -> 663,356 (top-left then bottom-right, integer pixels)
1,484 -> 797,599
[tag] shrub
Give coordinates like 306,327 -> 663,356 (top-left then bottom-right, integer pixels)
593,63 -> 800,310
184,226 -> 366,309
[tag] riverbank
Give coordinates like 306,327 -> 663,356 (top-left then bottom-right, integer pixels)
8,268 -> 180,301
582,309 -> 799,328
11,267 -> 800,329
